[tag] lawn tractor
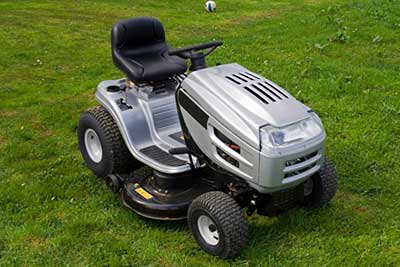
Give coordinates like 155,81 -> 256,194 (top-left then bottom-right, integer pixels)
77,17 -> 338,258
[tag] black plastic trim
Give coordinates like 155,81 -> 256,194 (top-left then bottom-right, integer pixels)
178,91 -> 209,128
175,87 -> 205,161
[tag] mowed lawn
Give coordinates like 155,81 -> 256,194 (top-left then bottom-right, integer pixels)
0,0 -> 399,266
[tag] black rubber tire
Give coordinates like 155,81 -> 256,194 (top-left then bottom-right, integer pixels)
77,106 -> 141,177
304,157 -> 338,208
188,191 -> 249,259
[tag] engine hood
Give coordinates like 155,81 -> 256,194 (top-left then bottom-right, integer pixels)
181,63 -> 311,148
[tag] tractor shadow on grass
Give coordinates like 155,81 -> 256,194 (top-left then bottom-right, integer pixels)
243,196 -> 377,257
136,215 -> 188,230
114,190 -> 383,263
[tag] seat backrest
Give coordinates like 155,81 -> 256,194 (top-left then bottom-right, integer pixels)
111,17 -> 187,84
111,17 -> 166,54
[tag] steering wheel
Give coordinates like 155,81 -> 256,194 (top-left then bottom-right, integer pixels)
168,41 -> 223,59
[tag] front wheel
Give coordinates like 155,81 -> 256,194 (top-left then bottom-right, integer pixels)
303,157 -> 338,208
188,191 -> 249,259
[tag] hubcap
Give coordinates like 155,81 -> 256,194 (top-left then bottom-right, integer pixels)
304,178 -> 314,196
84,128 -> 103,163
197,215 -> 219,246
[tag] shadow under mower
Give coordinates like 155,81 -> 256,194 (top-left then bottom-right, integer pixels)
77,17 -> 338,259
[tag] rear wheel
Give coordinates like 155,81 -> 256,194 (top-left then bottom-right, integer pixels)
303,157 -> 338,208
78,106 -> 141,177
188,191 -> 249,259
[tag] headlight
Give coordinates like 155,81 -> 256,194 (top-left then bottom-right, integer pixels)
260,113 -> 323,149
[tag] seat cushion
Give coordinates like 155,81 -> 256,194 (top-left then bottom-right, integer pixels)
132,51 -> 187,82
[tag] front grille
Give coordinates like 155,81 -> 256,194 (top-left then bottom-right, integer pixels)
225,72 -> 289,105
217,147 -> 239,168
284,151 -> 320,178
284,163 -> 317,178
214,128 -> 240,168
285,151 -> 318,167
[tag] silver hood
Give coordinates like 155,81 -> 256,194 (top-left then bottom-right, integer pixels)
181,63 -> 311,149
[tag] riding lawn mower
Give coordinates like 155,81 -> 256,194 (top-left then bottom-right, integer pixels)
77,17 -> 338,258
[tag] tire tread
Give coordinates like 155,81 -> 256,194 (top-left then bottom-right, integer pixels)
306,157 -> 338,208
83,106 -> 139,175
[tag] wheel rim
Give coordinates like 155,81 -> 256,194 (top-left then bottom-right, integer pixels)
84,128 -> 103,163
304,177 -> 314,196
197,214 -> 219,246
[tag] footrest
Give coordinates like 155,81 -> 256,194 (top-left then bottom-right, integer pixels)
140,145 -> 187,167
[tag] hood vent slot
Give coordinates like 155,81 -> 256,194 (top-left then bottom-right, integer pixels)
263,81 -> 288,98
232,74 -> 248,83
225,76 -> 241,85
258,82 -> 287,99
243,86 -> 270,104
225,72 -> 289,104
244,72 -> 260,80
251,84 -> 276,102
239,72 -> 255,80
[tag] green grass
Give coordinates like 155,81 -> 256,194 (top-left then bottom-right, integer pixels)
1,0 -> 399,265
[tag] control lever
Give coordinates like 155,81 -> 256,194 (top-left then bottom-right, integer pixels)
169,147 -> 193,155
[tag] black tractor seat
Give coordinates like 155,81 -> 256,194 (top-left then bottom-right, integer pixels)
111,17 -> 187,84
